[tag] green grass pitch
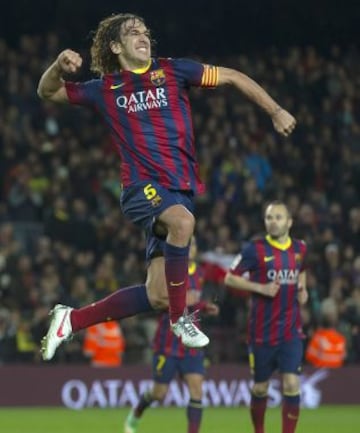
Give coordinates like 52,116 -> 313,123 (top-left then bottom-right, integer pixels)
0,406 -> 358,433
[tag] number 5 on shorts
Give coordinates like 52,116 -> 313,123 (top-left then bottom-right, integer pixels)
144,183 -> 157,200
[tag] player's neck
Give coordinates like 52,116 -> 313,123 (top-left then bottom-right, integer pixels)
274,235 -> 289,244
120,58 -> 151,73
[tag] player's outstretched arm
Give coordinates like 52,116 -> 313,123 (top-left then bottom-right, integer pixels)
37,49 -> 83,102
224,272 -> 280,297
297,271 -> 308,305
217,66 -> 296,137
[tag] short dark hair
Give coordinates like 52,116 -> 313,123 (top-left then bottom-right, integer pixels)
264,200 -> 291,217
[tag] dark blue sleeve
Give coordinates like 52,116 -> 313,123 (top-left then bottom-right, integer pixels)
65,79 -> 101,107
170,58 -> 204,86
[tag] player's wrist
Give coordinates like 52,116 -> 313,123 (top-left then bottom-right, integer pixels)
53,58 -> 64,76
270,106 -> 283,118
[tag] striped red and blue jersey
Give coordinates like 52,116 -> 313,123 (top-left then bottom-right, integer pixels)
65,58 -> 219,194
152,261 -> 204,357
230,235 -> 307,346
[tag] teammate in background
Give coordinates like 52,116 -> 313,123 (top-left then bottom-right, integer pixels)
37,13 -> 296,360
124,237 -> 219,433
224,201 -> 308,433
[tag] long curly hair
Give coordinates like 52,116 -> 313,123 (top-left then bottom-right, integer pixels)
90,13 -> 147,76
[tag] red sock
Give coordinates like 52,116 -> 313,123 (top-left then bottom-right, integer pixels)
250,394 -> 267,433
70,285 -> 152,332
164,242 -> 189,323
282,395 -> 300,433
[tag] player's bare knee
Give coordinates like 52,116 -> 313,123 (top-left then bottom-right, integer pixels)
189,388 -> 202,401
187,381 -> 202,400
168,214 -> 195,242
282,375 -> 300,395
252,382 -> 269,397
146,287 -> 168,310
152,386 -> 168,401
145,264 -> 168,309
186,376 -> 203,400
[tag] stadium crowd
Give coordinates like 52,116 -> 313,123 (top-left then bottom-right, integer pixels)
0,34 -> 359,365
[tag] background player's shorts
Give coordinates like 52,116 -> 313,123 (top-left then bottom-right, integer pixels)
152,351 -> 205,384
248,339 -> 303,382
121,181 -> 194,261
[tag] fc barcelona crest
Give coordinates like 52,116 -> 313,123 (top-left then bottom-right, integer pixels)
151,195 -> 163,207
295,253 -> 302,262
150,69 -> 166,86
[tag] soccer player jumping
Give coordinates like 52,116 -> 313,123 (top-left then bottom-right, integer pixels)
37,13 -> 296,360
225,201 -> 308,433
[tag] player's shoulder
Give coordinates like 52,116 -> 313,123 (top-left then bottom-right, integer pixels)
251,236 -> 268,250
253,236 -> 266,245
66,75 -> 103,87
81,74 -> 105,85
74,76 -> 108,94
291,238 -> 308,256
155,57 -> 177,67
101,73 -> 122,86
158,56 -> 202,68
292,238 -> 307,248
241,239 -> 261,257
229,240 -> 258,271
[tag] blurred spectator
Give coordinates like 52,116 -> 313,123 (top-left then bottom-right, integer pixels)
44,197 -> 72,244
0,308 -> 16,364
15,317 -> 38,362
83,321 -> 126,367
69,198 -> 97,252
305,298 -> 347,368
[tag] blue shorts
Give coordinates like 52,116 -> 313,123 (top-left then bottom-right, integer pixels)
248,339 -> 303,383
121,181 -> 194,261
152,351 -> 205,384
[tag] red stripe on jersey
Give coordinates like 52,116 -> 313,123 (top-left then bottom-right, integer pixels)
102,76 -> 147,183
164,317 -> 176,355
177,338 -> 186,358
269,246 -> 282,344
138,73 -> 175,186
299,241 -> 307,272
102,75 -> 122,159
160,59 -> 191,187
121,75 -> 156,182
296,241 -> 307,337
252,241 -> 267,344
284,242 -> 295,340
152,317 -> 163,351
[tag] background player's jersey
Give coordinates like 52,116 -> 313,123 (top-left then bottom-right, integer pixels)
65,58 -> 219,194
152,261 -> 204,357
230,235 -> 307,346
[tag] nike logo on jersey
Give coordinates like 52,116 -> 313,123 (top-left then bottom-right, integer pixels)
110,83 -> 125,90
264,256 -> 274,262
56,310 -> 69,338
169,281 -> 185,287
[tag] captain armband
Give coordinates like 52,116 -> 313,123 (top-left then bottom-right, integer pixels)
201,65 -> 219,87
